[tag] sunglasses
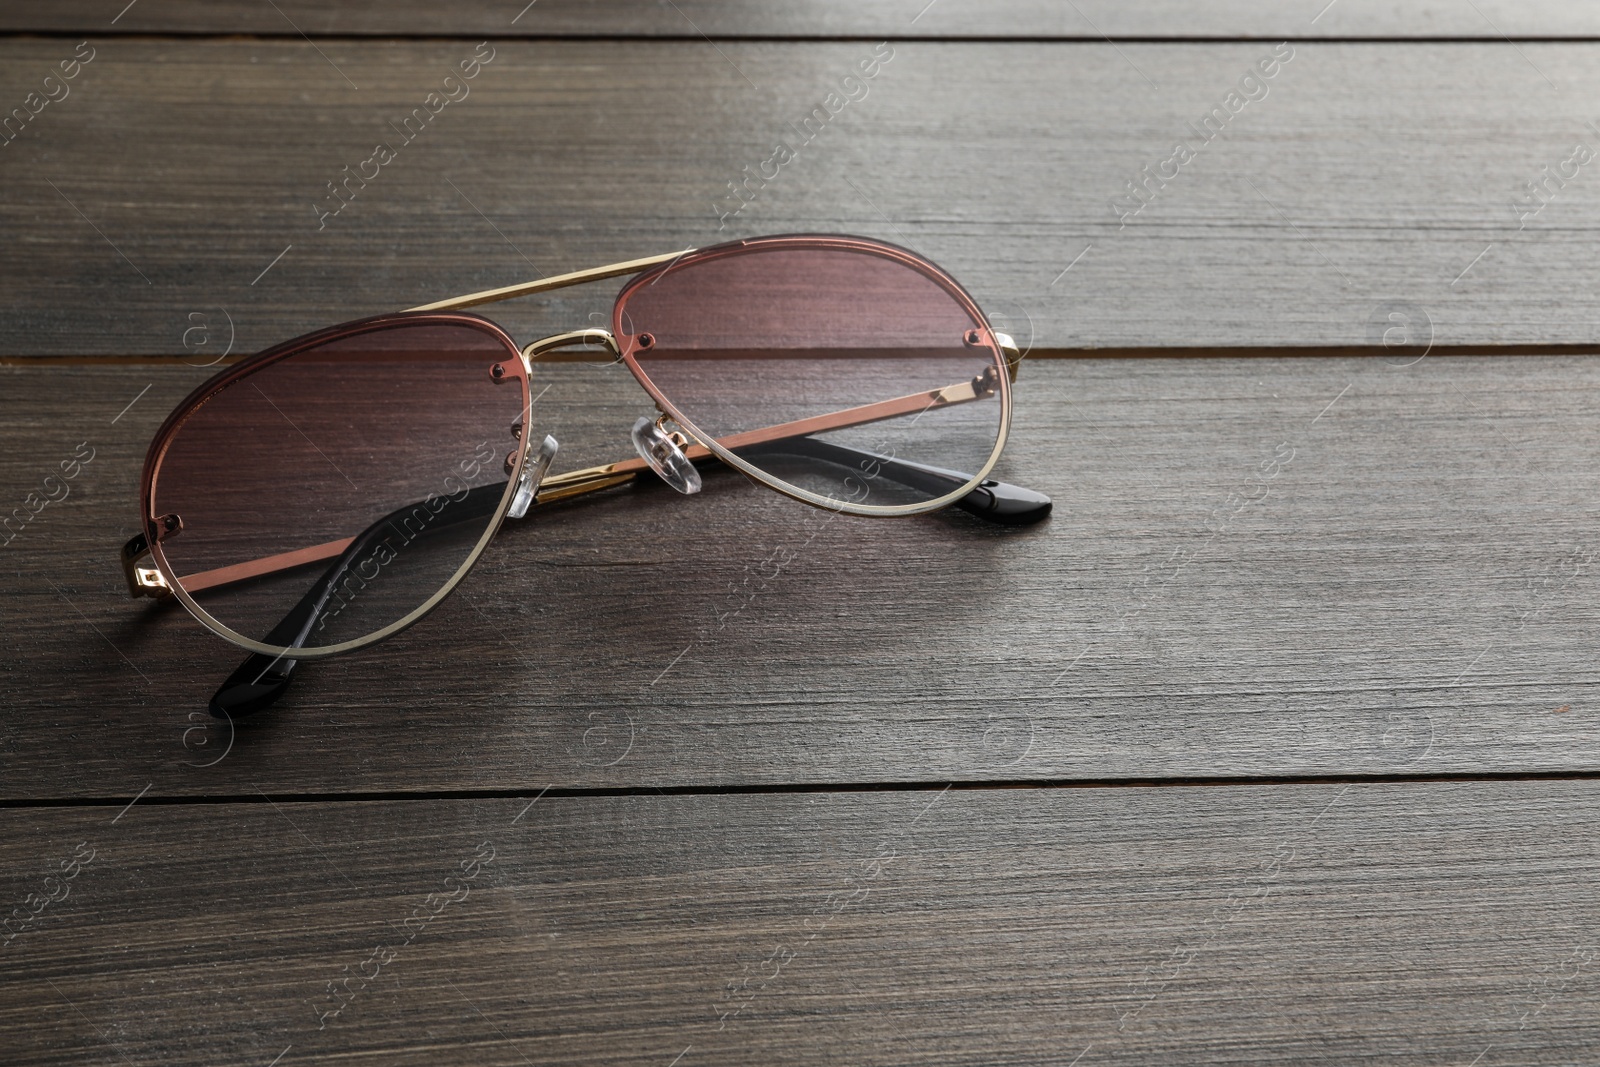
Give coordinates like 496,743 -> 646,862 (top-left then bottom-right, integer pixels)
119,234 -> 1051,717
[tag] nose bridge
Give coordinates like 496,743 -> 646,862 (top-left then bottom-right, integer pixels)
521,328 -> 618,364
519,326 -> 705,497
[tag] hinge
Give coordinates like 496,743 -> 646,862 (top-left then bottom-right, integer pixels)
995,331 -> 1022,382
120,532 -> 172,599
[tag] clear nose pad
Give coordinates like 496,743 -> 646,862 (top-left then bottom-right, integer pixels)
631,416 -> 702,495
507,434 -> 559,519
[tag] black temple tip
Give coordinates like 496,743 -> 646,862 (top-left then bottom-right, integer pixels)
955,478 -> 1053,525
210,653 -> 301,718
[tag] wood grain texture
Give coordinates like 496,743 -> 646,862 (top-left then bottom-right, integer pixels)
3,13 -> 1592,1066
4,355 -> 1600,798
2,780 -> 1597,1065
1,40 -> 1600,355
5,0 -> 1600,39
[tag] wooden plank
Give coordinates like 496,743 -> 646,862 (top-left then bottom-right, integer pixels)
2,780 -> 1597,1064
6,1 -> 1600,39
4,355 -> 1600,797
2,40 -> 1600,356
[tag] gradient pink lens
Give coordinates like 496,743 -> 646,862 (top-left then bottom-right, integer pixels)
147,317 -> 528,650
615,239 -> 1006,510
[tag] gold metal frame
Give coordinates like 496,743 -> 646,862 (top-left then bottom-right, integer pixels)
123,236 -> 1020,661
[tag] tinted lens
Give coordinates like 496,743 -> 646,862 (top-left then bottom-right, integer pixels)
147,317 -> 528,653
615,239 -> 1007,512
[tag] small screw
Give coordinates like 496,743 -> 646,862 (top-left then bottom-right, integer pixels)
963,329 -> 984,346
489,362 -> 508,383
636,333 -> 656,351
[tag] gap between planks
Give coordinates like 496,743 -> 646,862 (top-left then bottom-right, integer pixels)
7,768 -> 1600,812
5,345 -> 1600,367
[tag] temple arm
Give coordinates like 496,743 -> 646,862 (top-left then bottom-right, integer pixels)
738,438 -> 1051,525
204,440 -> 1048,716
129,441 -> 1043,600
207,481 -> 507,715
122,370 -> 1024,598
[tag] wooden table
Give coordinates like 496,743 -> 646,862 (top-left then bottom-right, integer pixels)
4,4 -> 1600,1063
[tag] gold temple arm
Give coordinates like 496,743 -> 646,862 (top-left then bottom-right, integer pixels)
526,369 -> 994,502
126,373 -> 992,598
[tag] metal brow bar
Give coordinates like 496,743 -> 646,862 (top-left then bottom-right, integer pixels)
406,253 -> 1020,383
404,249 -> 698,313
145,375 -> 989,596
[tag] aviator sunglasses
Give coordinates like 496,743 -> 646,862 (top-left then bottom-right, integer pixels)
120,234 -> 1052,716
